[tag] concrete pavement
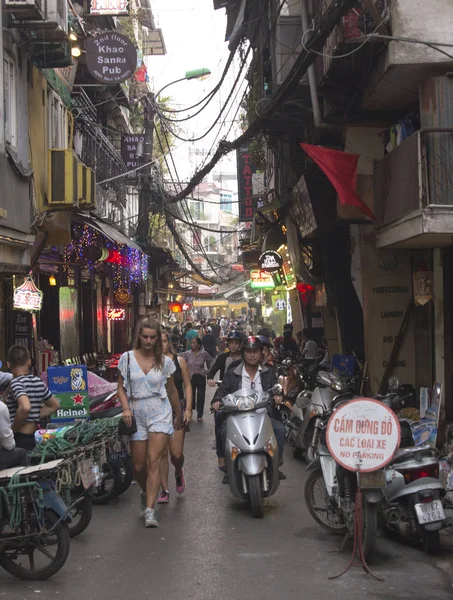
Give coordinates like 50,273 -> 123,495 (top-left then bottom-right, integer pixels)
2,387 -> 453,598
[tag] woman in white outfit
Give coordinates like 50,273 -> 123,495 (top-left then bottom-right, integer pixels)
117,317 -> 180,528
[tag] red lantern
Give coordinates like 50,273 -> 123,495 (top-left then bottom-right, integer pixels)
296,282 -> 314,307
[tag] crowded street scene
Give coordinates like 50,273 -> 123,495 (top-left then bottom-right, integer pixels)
2,0 -> 453,597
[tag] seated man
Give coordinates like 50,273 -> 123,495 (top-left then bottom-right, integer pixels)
6,345 -> 60,451
0,401 -> 28,470
211,336 -> 286,482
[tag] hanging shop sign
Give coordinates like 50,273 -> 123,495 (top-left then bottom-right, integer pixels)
237,143 -> 257,222
121,134 -> 145,170
85,32 -> 137,85
275,299 -> 286,311
182,303 -> 192,311
13,275 -> 43,311
326,398 -> 400,472
258,251 -> 283,274
107,308 -> 126,321
90,0 -> 129,16
250,269 -> 275,289
115,288 -> 131,303
168,302 -> 183,313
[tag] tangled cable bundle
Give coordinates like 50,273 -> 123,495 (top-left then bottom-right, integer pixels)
28,417 -> 121,464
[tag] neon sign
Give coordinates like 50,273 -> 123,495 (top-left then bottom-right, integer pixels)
107,308 -> 125,321
250,270 -> 275,289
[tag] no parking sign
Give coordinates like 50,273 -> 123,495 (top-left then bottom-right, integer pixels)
326,399 -> 401,472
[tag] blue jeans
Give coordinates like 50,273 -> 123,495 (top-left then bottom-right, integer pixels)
215,412 -> 286,461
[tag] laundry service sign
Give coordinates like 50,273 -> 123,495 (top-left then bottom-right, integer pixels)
85,32 -> 137,84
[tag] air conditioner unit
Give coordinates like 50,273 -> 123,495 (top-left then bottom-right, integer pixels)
48,149 -> 78,206
77,163 -> 97,210
4,0 -> 44,20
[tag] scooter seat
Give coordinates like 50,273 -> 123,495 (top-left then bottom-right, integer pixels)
391,444 -> 436,465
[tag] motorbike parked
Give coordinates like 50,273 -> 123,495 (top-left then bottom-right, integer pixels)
0,460 -> 70,580
219,384 -> 282,518
377,385 -> 447,554
289,371 -> 355,462
304,395 -> 382,562
89,394 -> 134,504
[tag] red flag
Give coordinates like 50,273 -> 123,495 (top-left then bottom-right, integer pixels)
300,143 -> 375,220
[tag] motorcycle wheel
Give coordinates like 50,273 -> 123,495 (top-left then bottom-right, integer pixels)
304,469 -> 347,535
0,510 -> 70,581
91,463 -> 118,505
113,456 -> 134,496
68,495 -> 93,538
361,502 -> 378,563
292,446 -> 304,459
422,530 -> 441,555
248,475 -> 264,518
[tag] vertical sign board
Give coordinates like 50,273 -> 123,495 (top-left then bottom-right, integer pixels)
47,365 -> 90,423
237,144 -> 257,221
121,135 -> 145,171
361,246 -> 416,393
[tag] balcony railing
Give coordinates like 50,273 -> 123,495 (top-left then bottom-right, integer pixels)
374,128 -> 453,247
73,89 -> 127,206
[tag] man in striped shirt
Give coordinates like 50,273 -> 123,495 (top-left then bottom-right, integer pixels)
6,345 -> 60,451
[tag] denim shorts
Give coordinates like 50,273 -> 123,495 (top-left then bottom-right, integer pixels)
129,397 -> 174,441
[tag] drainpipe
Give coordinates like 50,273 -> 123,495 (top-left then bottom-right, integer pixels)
301,0 -> 322,128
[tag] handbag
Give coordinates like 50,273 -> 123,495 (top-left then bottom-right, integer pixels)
118,352 -> 137,436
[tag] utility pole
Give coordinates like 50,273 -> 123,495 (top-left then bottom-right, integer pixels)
136,92 -> 156,246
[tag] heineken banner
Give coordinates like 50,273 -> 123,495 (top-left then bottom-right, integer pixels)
47,365 -> 90,422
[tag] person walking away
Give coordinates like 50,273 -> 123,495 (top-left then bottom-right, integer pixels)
281,329 -> 300,356
117,317 -> 181,528
257,323 -> 276,342
202,327 -> 218,359
0,401 -> 28,470
274,323 -> 293,352
181,338 -> 214,422
157,331 -> 193,504
301,329 -> 318,359
211,337 -> 287,482
184,322 -> 198,350
5,345 -> 60,451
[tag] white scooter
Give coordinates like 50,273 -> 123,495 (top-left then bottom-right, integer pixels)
220,384 -> 282,518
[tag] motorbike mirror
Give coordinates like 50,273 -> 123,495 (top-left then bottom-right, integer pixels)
388,376 -> 400,391
271,383 -> 283,395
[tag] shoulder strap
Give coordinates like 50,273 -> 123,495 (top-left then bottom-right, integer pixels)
127,351 -> 133,401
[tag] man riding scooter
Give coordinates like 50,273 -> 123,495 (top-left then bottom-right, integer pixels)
211,336 -> 287,482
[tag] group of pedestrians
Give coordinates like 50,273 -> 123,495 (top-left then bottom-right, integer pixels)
115,315 -> 302,528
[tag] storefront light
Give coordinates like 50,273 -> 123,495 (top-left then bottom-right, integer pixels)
71,46 -> 82,58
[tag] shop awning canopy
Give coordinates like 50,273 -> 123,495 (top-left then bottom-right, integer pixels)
75,213 -> 143,253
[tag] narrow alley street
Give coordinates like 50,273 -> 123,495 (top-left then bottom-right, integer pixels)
1,388 -> 453,599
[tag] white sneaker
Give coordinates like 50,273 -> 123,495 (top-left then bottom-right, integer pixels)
139,492 -> 147,518
144,508 -> 158,528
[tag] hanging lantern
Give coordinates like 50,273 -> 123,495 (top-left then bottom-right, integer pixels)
413,270 -> 434,306
49,274 -> 57,287
314,283 -> 327,307
296,282 -> 314,307
14,275 -> 43,311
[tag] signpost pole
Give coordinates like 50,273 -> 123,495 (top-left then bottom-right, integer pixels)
136,94 -> 156,246
329,487 -> 383,581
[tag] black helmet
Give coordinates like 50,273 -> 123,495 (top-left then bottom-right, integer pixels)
241,336 -> 263,351
257,335 -> 272,348
227,330 -> 242,341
